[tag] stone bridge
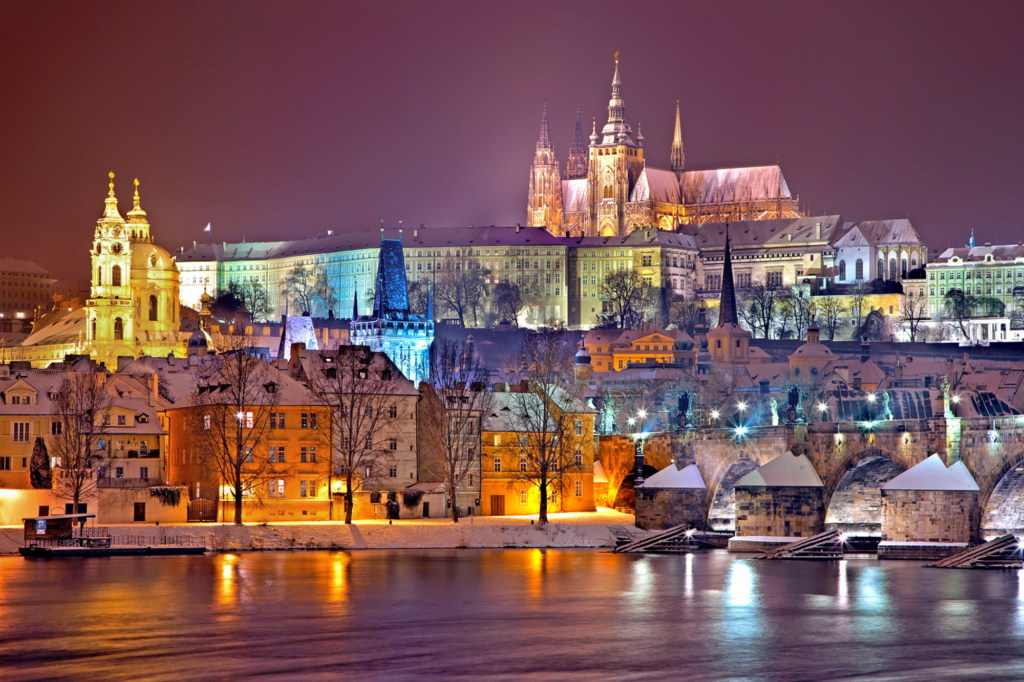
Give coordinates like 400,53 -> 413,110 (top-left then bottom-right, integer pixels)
605,414 -> 1024,540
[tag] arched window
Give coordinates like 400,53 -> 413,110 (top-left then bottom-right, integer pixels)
91,319 -> 97,340
114,317 -> 124,340
855,259 -> 864,281
149,295 -> 158,321
901,259 -> 908,279
96,268 -> 102,286
877,258 -> 884,279
838,260 -> 846,281
889,258 -> 897,281
112,265 -> 122,287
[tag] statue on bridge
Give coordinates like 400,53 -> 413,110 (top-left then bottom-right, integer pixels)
770,397 -> 779,427
882,390 -> 894,421
678,391 -> 693,429
787,385 -> 804,423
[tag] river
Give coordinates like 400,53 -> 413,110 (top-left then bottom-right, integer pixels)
2,549 -> 1024,681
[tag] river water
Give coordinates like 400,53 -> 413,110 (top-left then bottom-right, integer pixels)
2,549 -> 1024,681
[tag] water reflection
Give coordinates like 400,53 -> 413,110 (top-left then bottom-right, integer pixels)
2,551 -> 1024,682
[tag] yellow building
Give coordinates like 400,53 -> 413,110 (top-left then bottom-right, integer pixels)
481,386 -> 596,516
581,324 -> 696,372
14,174 -> 186,368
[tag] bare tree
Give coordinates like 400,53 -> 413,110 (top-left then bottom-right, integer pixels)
435,257 -> 489,327
740,281 -> 785,339
898,296 -> 930,342
312,270 -> 338,317
50,367 -> 112,516
502,331 -> 589,524
283,265 -> 318,315
784,287 -> 814,340
943,288 -> 977,341
304,346 -> 399,524
234,280 -> 271,322
814,296 -> 845,341
493,283 -> 529,326
407,280 -> 430,317
188,336 -> 282,524
599,270 -> 651,329
848,282 -> 872,331
671,298 -> 703,335
424,339 -> 493,521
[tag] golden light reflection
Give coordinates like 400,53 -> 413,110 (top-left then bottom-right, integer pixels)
684,552 -> 694,598
837,559 -> 848,609
525,549 -> 546,605
217,553 -> 239,605
329,552 -> 350,604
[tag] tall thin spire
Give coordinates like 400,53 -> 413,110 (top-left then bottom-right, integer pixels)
671,101 -> 685,173
601,52 -> 634,145
537,102 -> 552,149
102,171 -> 122,220
718,225 -> 739,327
352,277 -> 359,320
566,105 -> 588,180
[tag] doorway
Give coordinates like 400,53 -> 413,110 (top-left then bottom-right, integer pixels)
133,503 -> 146,522
490,495 -> 505,516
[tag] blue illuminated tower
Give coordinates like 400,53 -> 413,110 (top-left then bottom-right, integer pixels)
350,235 -> 434,385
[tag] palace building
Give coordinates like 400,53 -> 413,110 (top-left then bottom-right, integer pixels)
527,56 -> 802,238
13,174 -> 186,368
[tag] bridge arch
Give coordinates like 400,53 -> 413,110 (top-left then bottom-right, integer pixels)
822,448 -> 913,530
977,450 -> 1024,538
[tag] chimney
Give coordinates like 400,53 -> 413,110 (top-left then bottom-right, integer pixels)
894,365 -> 903,382
515,224 -> 520,233
149,373 -> 158,407
853,376 -> 862,390
290,342 -> 306,365
759,380 -> 770,394
414,229 -> 419,239
815,222 -> 821,239
860,336 -> 870,362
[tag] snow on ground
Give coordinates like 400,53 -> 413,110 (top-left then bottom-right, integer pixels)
0,509 -> 641,554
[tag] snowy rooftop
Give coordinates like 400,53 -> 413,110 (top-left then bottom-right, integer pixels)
641,463 -> 705,489
833,219 -> 923,248
0,257 -> 54,277
736,451 -> 824,488
882,454 -> 979,491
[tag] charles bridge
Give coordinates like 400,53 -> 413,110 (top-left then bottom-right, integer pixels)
604,392 -> 1024,544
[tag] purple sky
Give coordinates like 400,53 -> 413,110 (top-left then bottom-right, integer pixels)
2,0 -> 1023,279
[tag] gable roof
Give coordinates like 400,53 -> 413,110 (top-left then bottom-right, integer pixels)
630,167 -> 681,203
736,451 -> 823,487
882,454 -> 979,492
641,463 -> 706,489
833,219 -> 923,248
679,165 -> 792,204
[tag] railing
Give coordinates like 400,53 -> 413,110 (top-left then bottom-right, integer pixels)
110,535 -> 202,547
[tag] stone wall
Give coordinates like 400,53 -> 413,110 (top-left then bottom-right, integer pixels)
881,489 -> 976,543
735,486 -> 824,537
635,488 -> 707,531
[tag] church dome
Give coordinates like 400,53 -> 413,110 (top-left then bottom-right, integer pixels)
188,328 -> 211,349
130,242 -> 178,273
574,347 -> 591,365
792,341 -> 833,357
674,333 -> 695,350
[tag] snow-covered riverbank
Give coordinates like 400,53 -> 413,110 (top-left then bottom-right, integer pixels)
0,511 -> 644,554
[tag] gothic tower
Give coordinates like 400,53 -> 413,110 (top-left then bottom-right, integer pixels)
88,173 -> 135,355
566,106 -> 588,180
588,54 -> 644,237
526,103 -> 562,231
706,225 -> 751,365
671,101 -> 685,173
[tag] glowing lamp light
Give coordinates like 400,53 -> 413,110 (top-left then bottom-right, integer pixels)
867,394 -> 876,403
627,417 -> 636,426
638,409 -> 647,419
686,528 -> 695,536
903,432 -> 911,445
818,403 -> 828,412
951,395 -> 961,404
737,401 -> 747,412
834,433 -> 843,444
863,420 -> 876,430
710,410 -> 720,420
838,532 -> 848,544
734,426 -> 748,437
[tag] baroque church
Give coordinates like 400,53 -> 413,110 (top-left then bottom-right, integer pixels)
527,56 -> 803,237
15,174 -> 186,368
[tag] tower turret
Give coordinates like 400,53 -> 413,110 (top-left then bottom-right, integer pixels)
526,103 -> 562,232
671,101 -> 685,173
566,106 -> 588,180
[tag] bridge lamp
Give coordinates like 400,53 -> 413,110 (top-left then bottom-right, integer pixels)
737,401 -> 747,412
734,426 -> 748,438
627,417 -> 636,427
867,394 -> 876,403
862,420 -> 876,430
903,432 -> 911,445
235,411 -> 245,421
638,409 -> 647,419
838,532 -> 848,544
951,394 -> 961,404
710,410 -> 720,421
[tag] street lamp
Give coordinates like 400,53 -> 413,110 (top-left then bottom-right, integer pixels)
818,402 -> 829,422
632,411 -> 648,487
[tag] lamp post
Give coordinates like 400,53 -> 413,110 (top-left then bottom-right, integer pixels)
629,409 -> 648,487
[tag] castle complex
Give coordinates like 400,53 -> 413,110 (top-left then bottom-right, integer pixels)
527,56 -> 802,237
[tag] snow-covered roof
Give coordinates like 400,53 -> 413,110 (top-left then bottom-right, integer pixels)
561,179 -> 589,213
694,215 -> 843,255
18,308 -> 86,347
833,219 -> 923,248
931,244 -> 1024,265
680,165 -> 792,204
736,451 -> 823,488
0,258 -> 54,277
630,167 -> 681,203
641,463 -> 705,489
882,454 -> 979,492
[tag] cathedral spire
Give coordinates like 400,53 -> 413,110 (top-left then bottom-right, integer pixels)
566,105 -> 588,180
671,101 -> 685,173
127,178 -> 149,231
718,224 -> 739,327
601,52 -> 634,145
537,102 -> 552,149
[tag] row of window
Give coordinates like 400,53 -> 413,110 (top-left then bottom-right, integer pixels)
492,451 -> 586,472
267,478 -> 321,498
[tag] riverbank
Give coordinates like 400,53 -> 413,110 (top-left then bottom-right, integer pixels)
0,510 -> 643,554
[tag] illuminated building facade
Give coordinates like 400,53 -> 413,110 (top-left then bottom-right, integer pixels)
527,56 -> 803,238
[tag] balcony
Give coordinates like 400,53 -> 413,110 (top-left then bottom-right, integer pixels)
98,475 -> 163,489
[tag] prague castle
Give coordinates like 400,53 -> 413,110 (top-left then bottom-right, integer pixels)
527,56 -> 802,237
13,174 -> 186,367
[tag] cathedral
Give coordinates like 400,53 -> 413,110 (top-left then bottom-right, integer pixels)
527,56 -> 803,237
15,174 -> 186,368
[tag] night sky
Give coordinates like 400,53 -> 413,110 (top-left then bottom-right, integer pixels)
2,0 -> 1023,280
